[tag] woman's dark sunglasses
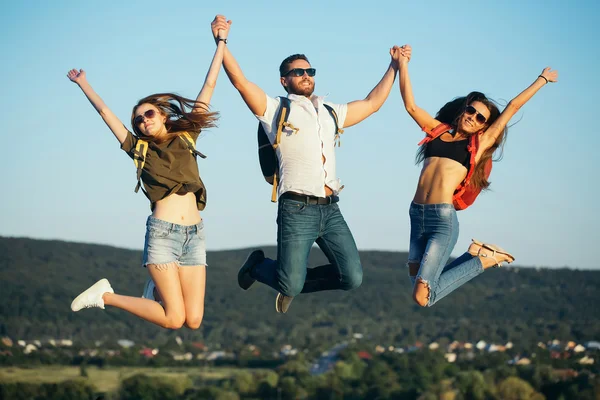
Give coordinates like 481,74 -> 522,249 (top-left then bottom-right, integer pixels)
283,68 -> 316,77
134,109 -> 157,125
465,105 -> 487,124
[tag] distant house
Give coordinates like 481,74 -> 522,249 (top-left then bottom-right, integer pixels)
171,352 -> 193,361
444,353 -> 457,363
23,344 -> 37,354
357,351 -> 372,360
205,351 -> 227,361
585,341 -> 600,350
139,348 -> 158,358
281,345 -> 297,357
117,340 -> 135,349
488,344 -> 500,353
578,356 -> 594,365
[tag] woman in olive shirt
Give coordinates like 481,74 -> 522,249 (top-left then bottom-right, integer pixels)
67,18 -> 231,330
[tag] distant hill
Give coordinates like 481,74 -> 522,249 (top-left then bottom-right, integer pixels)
1,236 -> 598,349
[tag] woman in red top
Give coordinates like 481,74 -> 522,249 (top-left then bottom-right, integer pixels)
393,44 -> 558,307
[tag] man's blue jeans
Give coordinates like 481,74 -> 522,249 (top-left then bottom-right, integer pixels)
251,197 -> 363,297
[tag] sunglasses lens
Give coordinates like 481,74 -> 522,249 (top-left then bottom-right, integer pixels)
286,68 -> 316,77
465,106 -> 486,124
135,109 -> 156,125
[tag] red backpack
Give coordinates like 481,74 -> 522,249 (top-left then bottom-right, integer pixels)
419,123 -> 492,210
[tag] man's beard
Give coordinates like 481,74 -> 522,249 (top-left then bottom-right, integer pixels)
288,79 -> 315,97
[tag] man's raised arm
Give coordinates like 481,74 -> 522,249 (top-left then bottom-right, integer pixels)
344,47 -> 407,128
211,15 -> 268,117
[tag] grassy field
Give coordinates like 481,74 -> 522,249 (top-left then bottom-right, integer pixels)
0,365 -> 247,393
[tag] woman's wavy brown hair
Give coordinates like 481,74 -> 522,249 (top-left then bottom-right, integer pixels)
416,91 -> 507,191
131,93 -> 218,142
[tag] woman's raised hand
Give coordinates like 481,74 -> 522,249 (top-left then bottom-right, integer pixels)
390,45 -> 411,68
67,68 -> 87,85
539,67 -> 558,83
211,15 -> 232,42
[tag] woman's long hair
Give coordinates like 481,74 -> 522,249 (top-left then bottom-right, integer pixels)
416,91 -> 507,190
131,93 -> 218,142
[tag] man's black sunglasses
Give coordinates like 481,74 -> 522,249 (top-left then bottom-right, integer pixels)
282,68 -> 316,77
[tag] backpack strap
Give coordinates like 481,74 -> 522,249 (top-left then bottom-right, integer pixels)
133,139 -> 149,193
270,97 -> 292,202
418,123 -> 452,146
452,133 -> 480,207
179,132 -> 207,159
272,97 -> 294,149
323,104 -> 345,147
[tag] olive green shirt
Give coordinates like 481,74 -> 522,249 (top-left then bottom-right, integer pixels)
121,130 -> 207,211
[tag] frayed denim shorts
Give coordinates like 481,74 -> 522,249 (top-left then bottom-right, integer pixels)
142,216 -> 207,267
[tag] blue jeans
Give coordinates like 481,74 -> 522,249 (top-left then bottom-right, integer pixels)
252,198 -> 363,297
408,202 -> 483,306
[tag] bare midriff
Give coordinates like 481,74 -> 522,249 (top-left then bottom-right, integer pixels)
152,192 -> 201,225
413,157 -> 468,205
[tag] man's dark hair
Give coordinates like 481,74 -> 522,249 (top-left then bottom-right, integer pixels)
279,54 -> 310,77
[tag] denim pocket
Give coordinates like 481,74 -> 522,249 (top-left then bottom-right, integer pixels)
148,225 -> 170,239
435,206 -> 454,219
282,200 -> 306,214
195,222 -> 206,240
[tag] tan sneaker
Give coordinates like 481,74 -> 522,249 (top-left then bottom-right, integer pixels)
71,279 -> 114,311
275,293 -> 294,314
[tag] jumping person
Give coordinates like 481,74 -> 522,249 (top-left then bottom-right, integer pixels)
67,19 -> 231,329
211,15 -> 406,313
394,44 -> 558,307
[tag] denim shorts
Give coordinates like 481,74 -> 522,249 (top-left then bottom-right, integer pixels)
142,216 -> 207,267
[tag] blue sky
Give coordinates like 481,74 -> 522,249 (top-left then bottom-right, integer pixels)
1,1 -> 598,269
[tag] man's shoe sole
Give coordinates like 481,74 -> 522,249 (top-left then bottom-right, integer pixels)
276,293 -> 293,314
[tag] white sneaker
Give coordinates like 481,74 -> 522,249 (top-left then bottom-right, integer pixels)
142,279 -> 156,300
71,279 -> 114,311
